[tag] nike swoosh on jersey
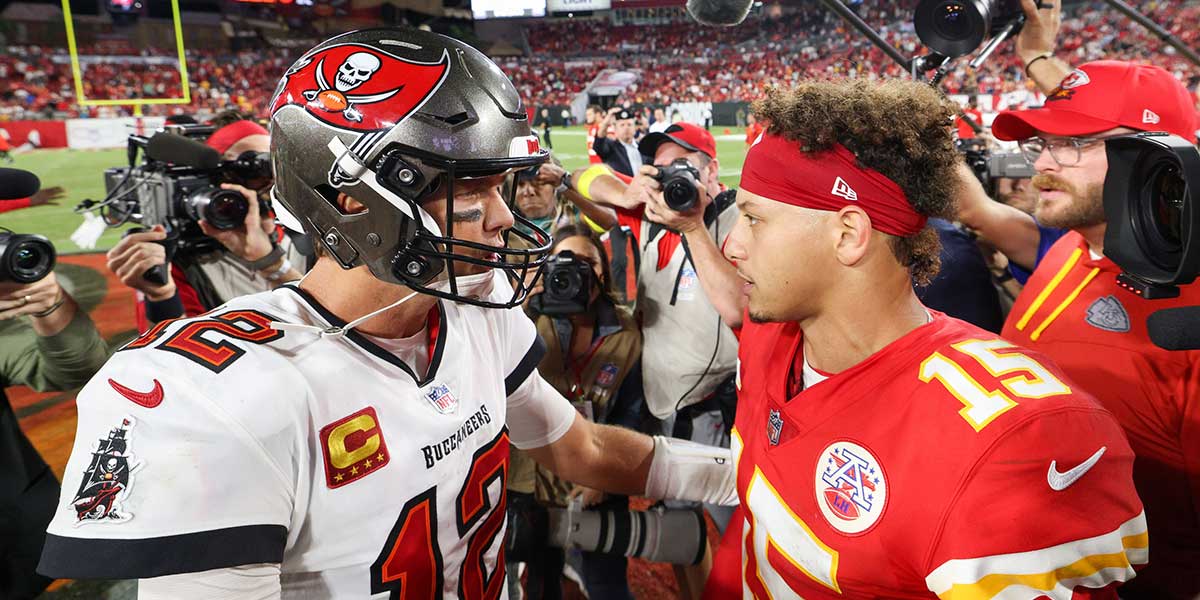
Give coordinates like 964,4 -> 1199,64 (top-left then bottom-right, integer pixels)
1047,446 -> 1106,491
108,378 -> 164,408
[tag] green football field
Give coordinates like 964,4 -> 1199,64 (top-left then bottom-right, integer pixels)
0,125 -> 752,253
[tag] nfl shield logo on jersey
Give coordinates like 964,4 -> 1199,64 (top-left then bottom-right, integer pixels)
815,440 -> 888,535
423,382 -> 459,415
767,409 -> 783,446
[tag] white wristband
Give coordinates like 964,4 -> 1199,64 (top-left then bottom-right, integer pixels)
644,435 -> 739,506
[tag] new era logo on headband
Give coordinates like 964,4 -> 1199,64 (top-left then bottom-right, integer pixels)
832,177 -> 858,202
1143,109 -> 1161,125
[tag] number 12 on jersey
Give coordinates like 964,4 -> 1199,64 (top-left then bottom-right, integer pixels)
370,430 -> 510,600
919,339 -> 1071,431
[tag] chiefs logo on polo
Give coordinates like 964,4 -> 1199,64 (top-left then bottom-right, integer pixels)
270,43 -> 450,131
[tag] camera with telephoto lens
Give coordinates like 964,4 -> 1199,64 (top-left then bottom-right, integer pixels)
1102,132 -> 1200,300
0,230 -> 56,284
915,0 -> 1026,58
957,138 -> 1035,195
654,158 -> 703,212
83,125 -> 273,256
531,250 -> 594,316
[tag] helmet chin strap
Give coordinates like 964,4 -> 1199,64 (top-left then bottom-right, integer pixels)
270,271 -> 496,339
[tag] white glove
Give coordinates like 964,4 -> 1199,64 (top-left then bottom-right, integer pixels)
644,435 -> 739,506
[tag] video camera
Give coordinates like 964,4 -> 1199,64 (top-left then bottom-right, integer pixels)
79,124 -> 272,256
957,138 -> 1035,195
915,0 -> 1027,58
1102,132 -> 1200,351
0,230 -> 56,284
530,250 -> 594,316
1103,132 -> 1200,299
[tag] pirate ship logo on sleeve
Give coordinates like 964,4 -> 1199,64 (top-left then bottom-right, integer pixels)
70,416 -> 144,526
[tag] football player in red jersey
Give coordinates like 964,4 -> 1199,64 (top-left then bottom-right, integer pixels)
699,79 -> 1147,599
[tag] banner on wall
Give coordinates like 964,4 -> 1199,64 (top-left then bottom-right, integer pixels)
548,0 -> 613,10
0,120 -> 69,149
66,117 -> 166,149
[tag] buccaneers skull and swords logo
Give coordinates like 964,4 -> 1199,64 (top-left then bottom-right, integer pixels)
270,43 -> 450,132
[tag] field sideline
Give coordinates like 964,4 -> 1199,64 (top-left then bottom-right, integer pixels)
1,125 -> 753,252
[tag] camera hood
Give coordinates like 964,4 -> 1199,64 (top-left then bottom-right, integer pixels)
1103,132 -> 1200,297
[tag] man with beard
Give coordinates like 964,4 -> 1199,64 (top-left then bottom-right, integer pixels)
990,59 -> 1200,599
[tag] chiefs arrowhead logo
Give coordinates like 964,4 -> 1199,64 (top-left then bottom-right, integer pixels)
270,43 -> 450,132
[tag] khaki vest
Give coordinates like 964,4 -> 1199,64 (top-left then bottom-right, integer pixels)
638,195 -> 739,418
508,301 -> 641,503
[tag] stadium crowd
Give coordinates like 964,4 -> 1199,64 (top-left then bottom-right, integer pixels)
2,1 -> 1198,119
3,1 -> 1200,599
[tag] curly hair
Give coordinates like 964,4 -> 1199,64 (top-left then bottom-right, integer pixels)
751,79 -> 960,285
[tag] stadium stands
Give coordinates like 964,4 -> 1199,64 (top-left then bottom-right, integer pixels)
1,0 -> 1196,120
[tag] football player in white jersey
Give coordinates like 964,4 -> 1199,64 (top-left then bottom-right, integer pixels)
38,29 -> 735,599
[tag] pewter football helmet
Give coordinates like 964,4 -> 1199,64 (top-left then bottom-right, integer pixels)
269,28 -> 550,307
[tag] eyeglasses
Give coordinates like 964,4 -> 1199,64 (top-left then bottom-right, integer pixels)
1017,135 -> 1111,167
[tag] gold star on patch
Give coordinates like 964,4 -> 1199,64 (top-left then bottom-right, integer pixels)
350,466 -> 359,475
334,473 -> 344,482
377,453 -> 385,461
364,459 -> 373,468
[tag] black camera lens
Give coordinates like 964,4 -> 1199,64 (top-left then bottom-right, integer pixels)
185,187 -> 249,230
935,2 -> 973,41
1149,162 -> 1185,248
663,179 -> 698,212
548,268 -> 581,299
0,234 -> 56,284
915,0 -> 1004,57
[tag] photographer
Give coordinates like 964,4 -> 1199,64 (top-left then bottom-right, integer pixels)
989,51 -> 1200,600
1,264 -> 107,600
106,114 -> 305,331
570,122 -> 740,597
509,224 -> 641,600
513,155 -> 613,240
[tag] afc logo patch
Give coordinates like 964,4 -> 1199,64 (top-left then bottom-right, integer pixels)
320,407 -> 391,489
815,440 -> 888,535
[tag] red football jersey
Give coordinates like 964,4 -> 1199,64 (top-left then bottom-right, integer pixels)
705,311 -> 1146,600
1003,231 -> 1200,598
587,123 -> 602,164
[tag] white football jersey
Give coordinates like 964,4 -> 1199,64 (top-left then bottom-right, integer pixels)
40,275 -> 577,599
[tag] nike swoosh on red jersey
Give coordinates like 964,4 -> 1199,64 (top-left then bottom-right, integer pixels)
1047,446 -> 1106,491
108,378 -> 164,408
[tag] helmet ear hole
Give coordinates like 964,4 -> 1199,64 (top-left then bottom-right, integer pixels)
315,184 -> 367,216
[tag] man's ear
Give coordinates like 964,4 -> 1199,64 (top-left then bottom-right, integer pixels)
834,205 -> 872,267
336,192 -> 367,214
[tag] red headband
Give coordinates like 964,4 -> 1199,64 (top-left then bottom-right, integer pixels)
206,120 -> 269,155
740,132 -> 926,237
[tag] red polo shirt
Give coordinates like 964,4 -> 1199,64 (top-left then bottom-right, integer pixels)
1002,230 -> 1200,599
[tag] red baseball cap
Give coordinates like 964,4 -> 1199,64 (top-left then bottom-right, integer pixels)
638,122 -> 717,159
992,60 -> 1198,141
